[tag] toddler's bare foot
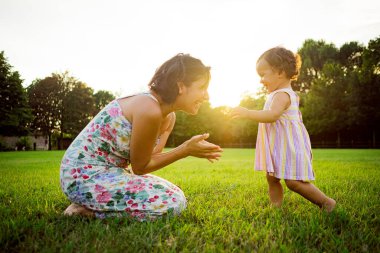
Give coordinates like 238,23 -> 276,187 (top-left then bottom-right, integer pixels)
322,198 -> 336,213
270,201 -> 282,208
64,203 -> 95,217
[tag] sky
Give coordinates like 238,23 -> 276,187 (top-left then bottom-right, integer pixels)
1,0 -> 379,107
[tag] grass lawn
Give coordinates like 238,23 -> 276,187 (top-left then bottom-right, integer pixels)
0,149 -> 379,252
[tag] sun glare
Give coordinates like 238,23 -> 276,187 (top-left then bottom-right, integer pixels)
208,87 -> 242,108
207,81 -> 262,108
207,65 -> 262,108
4,0 -> 377,111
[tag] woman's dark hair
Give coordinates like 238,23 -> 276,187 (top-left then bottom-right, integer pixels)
148,53 -> 211,104
257,47 -> 302,80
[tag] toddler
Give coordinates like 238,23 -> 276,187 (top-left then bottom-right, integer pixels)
231,47 -> 336,212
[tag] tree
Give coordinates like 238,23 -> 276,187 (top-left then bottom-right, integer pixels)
300,40 -> 372,147
337,41 -> 364,69
0,51 -> 32,136
302,62 -> 352,146
61,82 -> 95,137
232,94 -> 266,146
169,102 -> 216,146
356,36 -> 380,147
27,72 -> 97,149
93,90 -> 115,114
336,42 -> 364,135
27,76 -> 61,150
295,39 -> 338,93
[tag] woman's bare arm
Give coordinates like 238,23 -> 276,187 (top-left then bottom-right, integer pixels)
152,112 -> 176,154
129,102 -> 222,175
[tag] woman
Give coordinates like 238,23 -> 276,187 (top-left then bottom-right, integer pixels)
60,54 -> 222,221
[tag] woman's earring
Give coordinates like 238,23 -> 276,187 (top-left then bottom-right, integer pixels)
177,82 -> 184,95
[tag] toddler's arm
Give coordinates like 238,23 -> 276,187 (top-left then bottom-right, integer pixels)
231,92 -> 290,123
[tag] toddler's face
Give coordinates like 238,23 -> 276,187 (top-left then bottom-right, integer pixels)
256,59 -> 283,92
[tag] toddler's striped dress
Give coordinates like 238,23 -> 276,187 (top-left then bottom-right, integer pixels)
255,88 -> 315,181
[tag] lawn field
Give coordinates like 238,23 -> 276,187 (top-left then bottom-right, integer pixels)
0,149 -> 379,252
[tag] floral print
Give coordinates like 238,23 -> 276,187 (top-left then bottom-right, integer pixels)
60,98 -> 186,221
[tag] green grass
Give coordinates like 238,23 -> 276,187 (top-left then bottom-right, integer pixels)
0,149 -> 379,252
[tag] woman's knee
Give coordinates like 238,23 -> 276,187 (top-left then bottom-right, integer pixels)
171,190 -> 187,214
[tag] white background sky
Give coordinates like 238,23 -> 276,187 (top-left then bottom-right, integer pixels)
1,0 -> 379,107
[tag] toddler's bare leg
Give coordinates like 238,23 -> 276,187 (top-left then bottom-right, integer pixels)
284,180 -> 336,212
64,203 -> 95,217
266,173 -> 284,207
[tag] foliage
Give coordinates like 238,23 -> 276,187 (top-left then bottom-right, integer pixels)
61,78 -> 95,137
169,95 -> 265,147
27,76 -> 62,150
15,136 -> 31,150
170,102 -> 221,146
302,63 -> 349,134
337,41 -> 364,68
94,90 -> 115,113
300,37 -> 380,147
27,72 -> 97,149
357,37 -> 380,138
168,37 -> 379,148
27,76 -> 61,149
0,150 -> 379,252
0,139 -> 13,151
0,51 -> 32,136
294,39 -> 338,93
2,36 -> 380,149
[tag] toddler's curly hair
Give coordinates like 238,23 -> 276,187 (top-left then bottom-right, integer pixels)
258,47 -> 302,80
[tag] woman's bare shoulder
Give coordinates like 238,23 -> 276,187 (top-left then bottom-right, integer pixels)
118,95 -> 162,122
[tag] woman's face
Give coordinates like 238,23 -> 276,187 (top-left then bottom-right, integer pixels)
176,76 -> 210,115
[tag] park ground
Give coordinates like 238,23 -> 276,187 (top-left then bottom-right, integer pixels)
0,149 -> 379,252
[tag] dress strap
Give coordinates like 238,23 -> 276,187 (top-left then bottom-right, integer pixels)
271,88 -> 297,102
142,92 -> 159,103
117,92 -> 159,103
272,88 -> 294,95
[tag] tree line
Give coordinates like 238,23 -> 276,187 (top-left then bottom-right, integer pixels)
0,65 -> 115,150
1,37 -> 379,150
169,37 -> 380,148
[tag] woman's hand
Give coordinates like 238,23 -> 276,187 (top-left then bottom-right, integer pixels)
183,133 -> 223,162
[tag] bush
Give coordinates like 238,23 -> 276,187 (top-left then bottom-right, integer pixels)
0,140 -> 13,151
16,136 -> 31,151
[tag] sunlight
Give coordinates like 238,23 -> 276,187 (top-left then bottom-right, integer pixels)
205,54 -> 263,108
208,77 -> 262,108
3,0 -> 378,110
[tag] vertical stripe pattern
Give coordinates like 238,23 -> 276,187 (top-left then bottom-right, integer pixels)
254,88 -> 315,181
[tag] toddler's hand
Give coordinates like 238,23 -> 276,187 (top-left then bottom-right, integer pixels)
230,107 -> 249,119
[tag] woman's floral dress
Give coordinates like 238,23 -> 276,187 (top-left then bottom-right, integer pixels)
60,95 -> 187,221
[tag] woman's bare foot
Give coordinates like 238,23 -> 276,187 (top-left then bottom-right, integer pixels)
64,203 -> 95,217
322,198 -> 336,213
